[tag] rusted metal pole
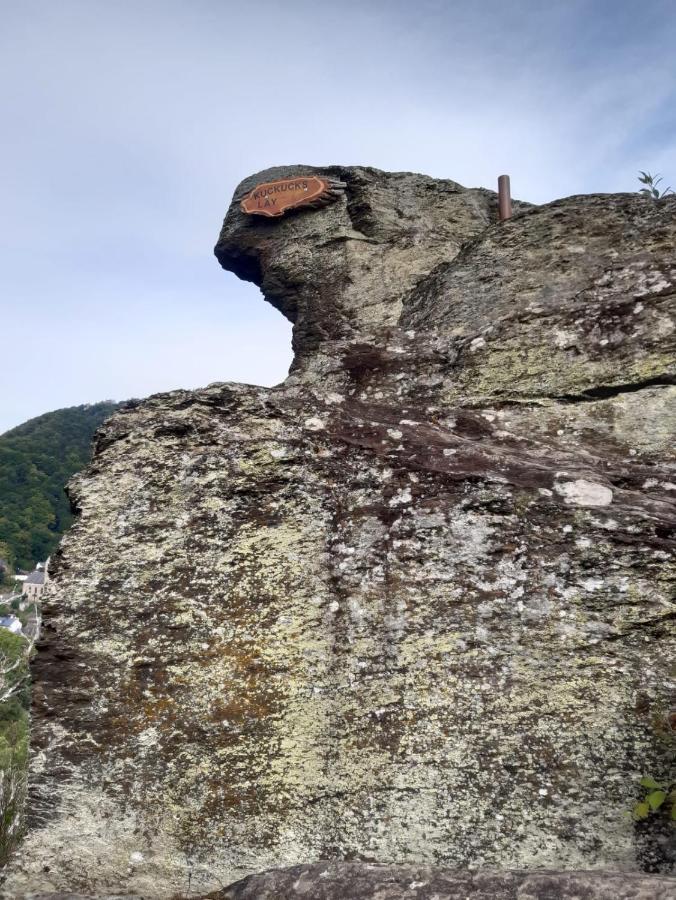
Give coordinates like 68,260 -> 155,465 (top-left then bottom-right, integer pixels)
498,174 -> 512,221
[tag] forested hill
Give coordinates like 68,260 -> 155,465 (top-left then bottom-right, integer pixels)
0,402 -> 122,570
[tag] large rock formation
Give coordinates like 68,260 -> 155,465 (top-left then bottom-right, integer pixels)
4,166 -> 674,898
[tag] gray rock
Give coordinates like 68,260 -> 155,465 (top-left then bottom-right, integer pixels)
214,165 -> 520,364
18,862 -> 676,898
3,166 -> 674,898
22,895 -> 145,900
217,862 -> 676,899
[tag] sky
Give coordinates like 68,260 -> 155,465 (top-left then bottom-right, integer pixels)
2,0 -> 675,433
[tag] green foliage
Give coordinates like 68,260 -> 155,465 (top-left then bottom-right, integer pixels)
0,709 -> 28,866
0,631 -> 31,864
638,171 -> 673,200
0,543 -> 13,565
0,402 -> 122,570
0,543 -> 15,589
0,630 -> 30,704
633,775 -> 676,821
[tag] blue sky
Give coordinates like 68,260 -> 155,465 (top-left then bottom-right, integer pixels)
2,0 -> 675,433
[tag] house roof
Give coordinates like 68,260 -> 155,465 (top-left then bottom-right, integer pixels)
24,571 -> 45,585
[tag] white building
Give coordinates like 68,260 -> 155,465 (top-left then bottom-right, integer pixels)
22,570 -> 46,601
0,615 -> 22,635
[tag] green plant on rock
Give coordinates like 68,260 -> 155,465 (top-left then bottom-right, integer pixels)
633,775 -> 676,822
638,171 -> 673,199
0,709 -> 28,864
0,629 -> 31,864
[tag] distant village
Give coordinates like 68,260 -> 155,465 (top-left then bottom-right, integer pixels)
0,557 -> 45,639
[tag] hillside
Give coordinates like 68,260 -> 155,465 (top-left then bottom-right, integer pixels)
0,402 -> 122,570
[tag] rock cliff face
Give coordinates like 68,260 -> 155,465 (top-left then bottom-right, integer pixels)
4,166 -> 675,898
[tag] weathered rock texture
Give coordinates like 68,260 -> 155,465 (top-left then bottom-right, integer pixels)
4,166 -> 675,898
18,863 -> 676,900
218,861 -> 676,899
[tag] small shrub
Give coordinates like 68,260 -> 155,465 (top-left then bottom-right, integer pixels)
633,775 -> 676,822
0,712 -> 28,865
0,631 -> 30,865
638,171 -> 673,199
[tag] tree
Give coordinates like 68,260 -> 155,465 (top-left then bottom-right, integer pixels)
0,627 -> 35,864
0,402 -> 122,569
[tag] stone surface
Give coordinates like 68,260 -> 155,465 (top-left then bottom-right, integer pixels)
215,165 -> 530,365
22,893 -> 151,899
3,167 -> 674,898
217,861 -> 676,899
19,862 -> 676,900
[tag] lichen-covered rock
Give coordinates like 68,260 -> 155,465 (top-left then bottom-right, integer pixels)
214,165 -> 526,364
3,167 -> 674,898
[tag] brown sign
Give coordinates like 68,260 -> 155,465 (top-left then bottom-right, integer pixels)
240,176 -> 332,217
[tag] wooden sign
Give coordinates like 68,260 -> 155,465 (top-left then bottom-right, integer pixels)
240,176 -> 334,218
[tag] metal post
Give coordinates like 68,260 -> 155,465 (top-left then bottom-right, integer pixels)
498,174 -> 512,221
